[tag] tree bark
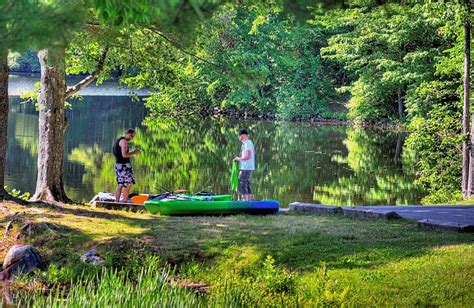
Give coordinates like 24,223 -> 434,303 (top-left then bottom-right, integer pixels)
469,109 -> 474,196
0,48 -> 10,199
31,46 -> 109,204
397,90 -> 403,121
0,49 -> 28,204
394,133 -> 402,164
31,48 -> 71,204
468,1 -> 474,197
463,1 -> 471,197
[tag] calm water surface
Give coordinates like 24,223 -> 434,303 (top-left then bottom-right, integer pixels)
6,75 -> 425,206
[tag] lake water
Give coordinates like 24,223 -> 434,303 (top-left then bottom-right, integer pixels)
6,74 -> 425,206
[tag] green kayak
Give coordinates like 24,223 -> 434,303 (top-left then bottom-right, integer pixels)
144,195 -> 279,216
176,194 -> 232,201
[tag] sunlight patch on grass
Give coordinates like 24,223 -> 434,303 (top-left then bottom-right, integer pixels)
328,243 -> 474,305
2,202 -> 473,306
445,198 -> 474,205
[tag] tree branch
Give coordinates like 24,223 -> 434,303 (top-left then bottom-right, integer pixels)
146,26 -> 225,70
65,46 -> 109,98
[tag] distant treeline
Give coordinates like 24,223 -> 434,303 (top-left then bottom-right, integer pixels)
8,52 -> 40,73
8,52 -> 122,77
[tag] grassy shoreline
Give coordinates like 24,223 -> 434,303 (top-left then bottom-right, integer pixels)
1,202 -> 473,305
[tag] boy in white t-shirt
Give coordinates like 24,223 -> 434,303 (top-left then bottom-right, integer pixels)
233,129 -> 255,201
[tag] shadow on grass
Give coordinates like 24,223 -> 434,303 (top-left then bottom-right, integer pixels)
122,212 -> 474,272
5,203 -> 473,274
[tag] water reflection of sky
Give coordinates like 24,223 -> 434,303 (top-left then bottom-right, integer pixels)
6,75 -> 425,206
8,73 -> 149,96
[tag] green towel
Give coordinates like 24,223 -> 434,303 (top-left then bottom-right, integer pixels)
230,161 -> 239,191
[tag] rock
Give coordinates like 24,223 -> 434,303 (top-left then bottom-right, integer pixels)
289,202 -> 343,215
342,208 -> 401,220
0,245 -> 46,281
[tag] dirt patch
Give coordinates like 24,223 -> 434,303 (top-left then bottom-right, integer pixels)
175,281 -> 209,295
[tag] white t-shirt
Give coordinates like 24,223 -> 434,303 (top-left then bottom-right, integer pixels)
240,139 -> 255,170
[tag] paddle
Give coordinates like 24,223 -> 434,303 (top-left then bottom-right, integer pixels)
130,189 -> 188,205
230,161 -> 239,191
131,194 -> 149,204
131,193 -> 171,204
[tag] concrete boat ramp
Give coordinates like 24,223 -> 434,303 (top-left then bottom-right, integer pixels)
289,203 -> 474,232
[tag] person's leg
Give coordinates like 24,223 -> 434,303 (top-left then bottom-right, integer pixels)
115,185 -> 123,202
115,163 -> 124,202
123,184 -> 132,202
121,163 -> 136,202
245,171 -> 253,201
240,170 -> 252,201
237,170 -> 244,201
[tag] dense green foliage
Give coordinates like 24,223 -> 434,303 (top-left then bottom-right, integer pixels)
317,1 -> 468,203
82,4 -> 344,120
0,0 -> 86,51
191,8 -> 338,120
406,104 -> 463,203
402,4 -> 465,203
322,3 -> 447,123
403,2 -> 466,203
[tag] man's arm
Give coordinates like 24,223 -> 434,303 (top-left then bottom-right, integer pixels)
241,150 -> 251,161
120,139 -> 139,158
235,150 -> 251,161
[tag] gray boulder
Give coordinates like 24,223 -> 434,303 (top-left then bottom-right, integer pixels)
0,245 -> 46,281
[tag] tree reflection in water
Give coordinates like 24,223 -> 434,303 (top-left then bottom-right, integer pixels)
7,95 -> 425,205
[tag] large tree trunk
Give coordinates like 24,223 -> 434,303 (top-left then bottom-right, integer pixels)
31,48 -> 71,204
0,49 -> 27,204
469,109 -> 474,196
463,2 -> 471,198
30,46 -> 108,204
468,2 -> 474,197
0,48 -> 10,199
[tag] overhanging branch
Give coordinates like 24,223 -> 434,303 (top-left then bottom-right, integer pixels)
146,25 -> 225,71
65,46 -> 109,98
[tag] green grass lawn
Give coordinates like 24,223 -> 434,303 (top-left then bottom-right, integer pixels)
1,203 -> 473,306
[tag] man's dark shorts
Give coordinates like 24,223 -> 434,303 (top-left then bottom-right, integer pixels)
115,163 -> 136,186
238,170 -> 253,195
